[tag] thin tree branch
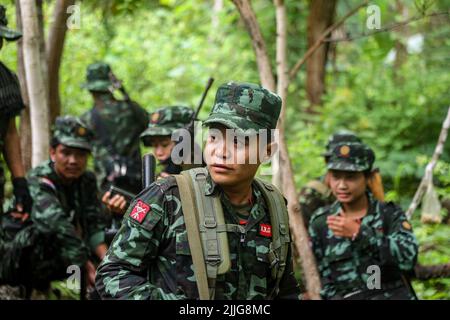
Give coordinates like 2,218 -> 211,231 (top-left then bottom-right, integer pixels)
231,0 -> 276,91
406,106 -> 450,220
289,0 -> 368,81
324,11 -> 449,43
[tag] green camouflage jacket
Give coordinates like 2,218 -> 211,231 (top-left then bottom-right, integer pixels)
298,176 -> 334,229
96,171 -> 301,300
308,193 -> 418,300
81,97 -> 148,193
27,160 -> 107,267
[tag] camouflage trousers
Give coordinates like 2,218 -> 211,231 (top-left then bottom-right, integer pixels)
0,222 -> 66,290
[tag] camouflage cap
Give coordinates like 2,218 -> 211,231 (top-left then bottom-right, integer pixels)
203,82 -> 281,133
82,62 -> 113,92
140,106 -> 194,143
52,116 -> 93,151
323,130 -> 362,158
327,142 -> 375,172
0,5 -> 22,41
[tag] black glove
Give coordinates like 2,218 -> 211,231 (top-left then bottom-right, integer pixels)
12,177 -> 33,213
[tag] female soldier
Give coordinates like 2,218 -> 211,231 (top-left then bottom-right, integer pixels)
309,142 -> 418,300
102,106 -> 194,214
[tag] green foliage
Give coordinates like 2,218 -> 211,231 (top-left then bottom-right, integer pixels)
412,222 -> 450,300
1,0 -> 449,299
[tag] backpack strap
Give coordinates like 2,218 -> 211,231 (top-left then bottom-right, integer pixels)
254,178 -> 291,298
187,168 -> 232,296
175,168 -> 232,300
174,172 -> 210,300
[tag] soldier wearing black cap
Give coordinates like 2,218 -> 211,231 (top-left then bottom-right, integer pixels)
309,142 -> 418,300
298,130 -> 362,229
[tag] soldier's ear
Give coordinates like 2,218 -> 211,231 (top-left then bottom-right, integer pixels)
263,141 -> 278,161
49,146 -> 56,162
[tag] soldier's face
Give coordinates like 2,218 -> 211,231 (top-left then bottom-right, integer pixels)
328,170 -> 367,204
149,136 -> 175,161
205,125 -> 272,187
50,144 -> 89,181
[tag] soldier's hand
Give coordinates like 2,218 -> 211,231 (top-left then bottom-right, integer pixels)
326,213 -> 361,239
12,177 -> 33,214
157,171 -> 170,180
9,211 -> 30,223
102,191 -> 127,215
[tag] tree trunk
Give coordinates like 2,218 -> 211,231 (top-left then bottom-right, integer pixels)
305,0 -> 337,111
233,0 -> 322,299
230,0 -> 276,92
274,0 -> 322,299
47,0 -> 75,124
230,0 -> 279,187
20,0 -> 50,166
15,0 -> 32,171
36,0 -> 50,129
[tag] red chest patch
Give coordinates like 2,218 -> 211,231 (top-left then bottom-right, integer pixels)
259,223 -> 272,237
129,200 -> 151,223
239,219 -> 248,226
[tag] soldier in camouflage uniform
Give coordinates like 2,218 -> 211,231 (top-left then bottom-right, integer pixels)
0,4 -> 32,221
80,62 -> 148,195
0,6 -> 33,290
308,142 -> 418,300
140,106 -> 194,178
102,106 -> 195,218
95,82 -> 301,300
299,130 -> 362,229
21,116 -> 107,290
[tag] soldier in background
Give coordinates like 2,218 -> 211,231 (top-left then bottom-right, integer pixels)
0,4 -> 32,227
140,106 -> 194,178
299,130 -> 361,229
0,5 -> 32,297
102,106 -> 196,216
309,142 -> 418,300
26,116 -> 106,293
80,62 -> 148,195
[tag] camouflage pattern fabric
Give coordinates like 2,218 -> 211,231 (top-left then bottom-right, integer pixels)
82,62 -> 113,92
298,176 -> 334,229
203,82 -> 282,132
0,59 -> 25,214
322,130 -> 362,158
96,172 -> 300,300
0,5 -> 22,41
309,193 -> 418,300
327,142 -> 375,172
52,115 -> 94,151
1,160 -> 107,287
28,160 -> 106,263
80,94 -> 148,193
140,106 -> 194,141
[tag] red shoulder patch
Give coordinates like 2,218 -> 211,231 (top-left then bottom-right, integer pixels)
129,200 -> 151,224
259,223 -> 272,237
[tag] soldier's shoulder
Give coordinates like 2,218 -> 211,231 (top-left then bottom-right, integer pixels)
377,199 -> 404,215
27,164 -> 59,198
27,161 -> 53,179
136,176 -> 179,203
